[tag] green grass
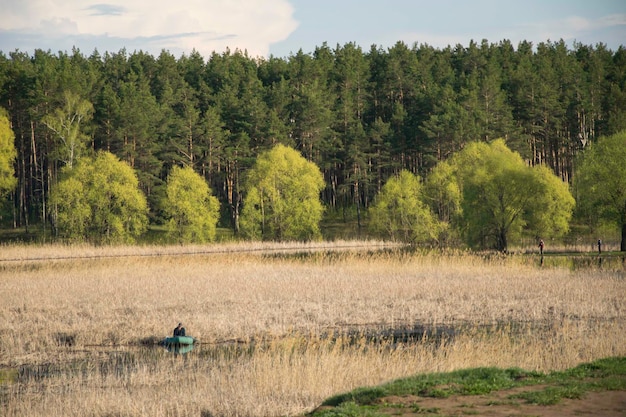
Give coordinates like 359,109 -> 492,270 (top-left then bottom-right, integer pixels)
310,357 -> 626,416
511,356 -> 626,405
313,402 -> 387,417
320,368 -> 542,406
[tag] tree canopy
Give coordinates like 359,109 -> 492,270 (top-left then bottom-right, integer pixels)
445,139 -> 574,252
368,170 -> 440,244
423,160 -> 462,243
42,91 -> 94,169
49,151 -> 149,243
573,131 -> 626,251
0,41 -> 624,245
165,165 -> 220,243
240,144 -> 325,241
0,40 -> 626,234
0,108 -> 17,200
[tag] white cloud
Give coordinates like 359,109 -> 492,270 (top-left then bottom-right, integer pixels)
397,13 -> 626,51
593,13 -> 626,29
564,16 -> 592,31
502,14 -> 626,46
0,0 -> 298,58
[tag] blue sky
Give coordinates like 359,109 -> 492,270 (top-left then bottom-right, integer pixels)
0,0 -> 624,59
271,0 -> 626,56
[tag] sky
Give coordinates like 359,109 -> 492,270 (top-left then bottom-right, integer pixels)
0,0 -> 624,59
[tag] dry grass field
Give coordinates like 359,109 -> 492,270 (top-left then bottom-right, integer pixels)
1,241 -> 624,417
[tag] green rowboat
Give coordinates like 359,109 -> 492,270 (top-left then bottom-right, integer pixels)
162,335 -> 196,354
164,335 -> 195,345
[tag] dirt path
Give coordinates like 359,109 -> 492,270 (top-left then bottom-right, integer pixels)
314,388 -> 626,416
381,389 -> 625,416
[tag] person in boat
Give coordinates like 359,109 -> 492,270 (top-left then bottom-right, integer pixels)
173,322 -> 186,337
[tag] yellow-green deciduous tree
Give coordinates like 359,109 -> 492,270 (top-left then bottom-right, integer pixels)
0,108 -> 17,199
165,165 -> 220,243
369,170 -> 441,245
574,131 -> 626,251
49,151 -> 148,243
423,160 -> 462,244
43,91 -> 93,169
240,144 -> 325,241
445,139 -> 574,252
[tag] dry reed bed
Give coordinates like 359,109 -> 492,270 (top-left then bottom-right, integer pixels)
3,321 -> 623,417
1,248 -> 622,360
0,240 -> 398,262
1,244 -> 625,417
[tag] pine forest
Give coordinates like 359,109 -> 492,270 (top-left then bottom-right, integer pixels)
1,39 -> 625,242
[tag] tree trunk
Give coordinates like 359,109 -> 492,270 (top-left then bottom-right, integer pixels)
619,222 -> 626,252
496,228 -> 508,253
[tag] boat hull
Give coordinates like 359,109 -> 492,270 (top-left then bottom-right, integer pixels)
162,335 -> 195,354
164,336 -> 195,345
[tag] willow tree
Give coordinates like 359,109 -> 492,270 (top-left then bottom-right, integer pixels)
240,144 -> 325,241
423,160 -> 462,244
368,170 -> 441,245
574,131 -> 626,251
446,139 -> 574,252
49,151 -> 148,243
165,165 -> 220,243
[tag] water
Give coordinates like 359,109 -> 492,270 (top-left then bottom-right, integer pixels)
535,254 -> 625,271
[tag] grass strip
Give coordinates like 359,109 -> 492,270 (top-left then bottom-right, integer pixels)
312,356 -> 625,416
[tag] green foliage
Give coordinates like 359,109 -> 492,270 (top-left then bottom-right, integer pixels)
573,131 -> 626,250
452,140 -> 528,250
321,366 -> 542,410
563,356 -> 626,378
512,385 -> 585,405
313,402 -> 385,417
527,165 -> 576,237
165,165 -> 220,243
239,144 -> 325,241
0,108 -> 17,199
446,367 -> 528,395
368,170 -> 441,244
42,91 -> 94,169
511,358 -> 626,405
322,388 -> 388,408
49,151 -> 149,243
49,176 -> 91,239
2,43 -> 625,237
423,160 -> 462,242
444,139 -> 574,252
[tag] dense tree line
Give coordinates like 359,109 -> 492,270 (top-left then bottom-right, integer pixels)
1,39 -> 625,234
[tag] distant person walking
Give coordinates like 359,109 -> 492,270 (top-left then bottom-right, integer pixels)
173,322 -> 186,337
597,239 -> 602,254
538,239 -> 544,255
